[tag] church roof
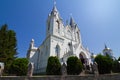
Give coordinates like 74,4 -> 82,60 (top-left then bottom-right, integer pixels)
103,44 -> 112,51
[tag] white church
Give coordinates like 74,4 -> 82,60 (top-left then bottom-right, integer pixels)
27,3 -> 92,74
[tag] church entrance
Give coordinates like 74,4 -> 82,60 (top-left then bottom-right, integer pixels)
79,52 -> 90,70
79,52 -> 86,65
79,54 -> 85,64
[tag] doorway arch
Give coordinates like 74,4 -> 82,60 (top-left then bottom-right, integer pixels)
79,52 -> 86,64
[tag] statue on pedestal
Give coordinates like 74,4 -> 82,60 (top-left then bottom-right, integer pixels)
92,62 -> 99,77
61,62 -> 67,75
0,62 -> 4,77
27,62 -> 34,77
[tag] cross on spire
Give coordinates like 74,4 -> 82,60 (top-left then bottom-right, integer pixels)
70,13 -> 73,17
54,0 -> 56,6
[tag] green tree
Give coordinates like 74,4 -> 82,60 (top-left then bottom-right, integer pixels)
0,24 -> 17,74
9,58 -> 29,76
67,56 -> 83,75
112,60 -> 120,73
95,54 -> 113,74
118,57 -> 120,61
46,56 -> 61,75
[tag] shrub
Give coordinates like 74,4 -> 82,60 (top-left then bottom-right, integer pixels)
9,58 -> 29,76
112,60 -> 120,73
67,56 -> 83,75
46,56 -> 61,75
95,54 -> 113,74
118,57 -> 120,61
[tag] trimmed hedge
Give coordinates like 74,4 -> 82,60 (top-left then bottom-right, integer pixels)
46,56 -> 61,75
67,56 -> 83,75
95,54 -> 113,74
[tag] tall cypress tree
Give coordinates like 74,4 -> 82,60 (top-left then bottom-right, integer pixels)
0,24 -> 17,74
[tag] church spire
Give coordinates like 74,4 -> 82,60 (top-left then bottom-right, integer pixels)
53,0 -> 56,6
70,17 -> 75,28
105,44 -> 107,49
51,0 -> 58,15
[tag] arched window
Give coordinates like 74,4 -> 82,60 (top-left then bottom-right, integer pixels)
55,44 -> 60,57
76,31 -> 80,42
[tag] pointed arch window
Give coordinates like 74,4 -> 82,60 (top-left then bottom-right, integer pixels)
76,31 -> 80,42
55,44 -> 60,57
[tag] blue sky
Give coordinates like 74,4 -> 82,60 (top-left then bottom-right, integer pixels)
0,0 -> 120,58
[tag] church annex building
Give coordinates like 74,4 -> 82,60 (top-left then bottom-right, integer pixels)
27,4 -> 92,74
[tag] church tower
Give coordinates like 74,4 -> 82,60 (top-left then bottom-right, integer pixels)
46,4 -> 64,37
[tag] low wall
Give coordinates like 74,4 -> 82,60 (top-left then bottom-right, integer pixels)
0,74 -> 120,80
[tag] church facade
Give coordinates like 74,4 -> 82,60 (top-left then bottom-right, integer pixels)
27,4 -> 91,74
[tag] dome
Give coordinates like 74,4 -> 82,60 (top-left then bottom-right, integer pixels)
103,47 -> 112,52
103,44 -> 112,51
